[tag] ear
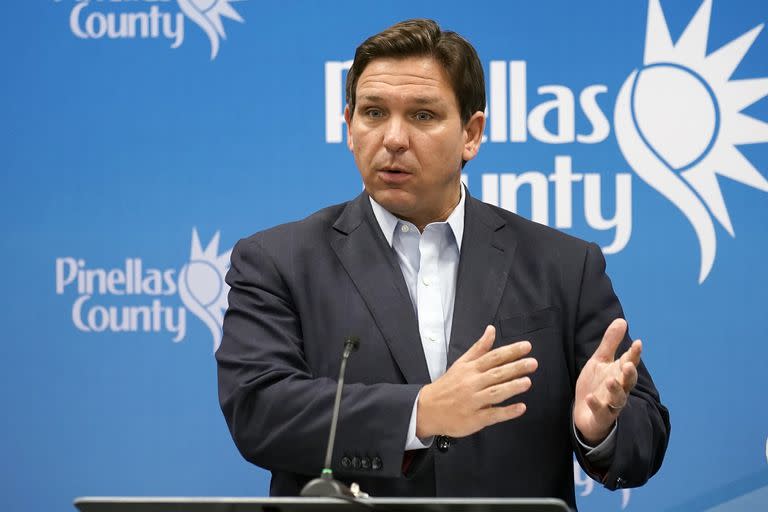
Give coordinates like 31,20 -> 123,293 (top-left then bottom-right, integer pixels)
462,111 -> 486,162
344,105 -> 354,152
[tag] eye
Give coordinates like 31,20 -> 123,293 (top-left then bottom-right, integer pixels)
414,111 -> 434,121
364,108 -> 384,119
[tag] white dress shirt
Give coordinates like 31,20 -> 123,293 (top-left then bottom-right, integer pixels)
369,187 -> 616,460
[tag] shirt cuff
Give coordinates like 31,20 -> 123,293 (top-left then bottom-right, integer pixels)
405,391 -> 433,450
573,419 -> 617,468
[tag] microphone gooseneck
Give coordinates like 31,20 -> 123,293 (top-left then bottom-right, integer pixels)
300,336 -> 361,498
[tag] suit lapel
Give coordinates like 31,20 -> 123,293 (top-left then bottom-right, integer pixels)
330,194 -> 431,385
448,194 -> 518,365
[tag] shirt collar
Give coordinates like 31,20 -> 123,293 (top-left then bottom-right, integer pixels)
369,185 -> 465,249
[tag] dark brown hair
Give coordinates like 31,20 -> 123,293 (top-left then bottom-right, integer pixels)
345,19 -> 486,125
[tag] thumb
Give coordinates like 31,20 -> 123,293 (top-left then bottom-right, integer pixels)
458,325 -> 496,362
593,318 -> 627,362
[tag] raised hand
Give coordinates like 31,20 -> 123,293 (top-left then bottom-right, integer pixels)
416,325 -> 538,439
574,318 -> 642,445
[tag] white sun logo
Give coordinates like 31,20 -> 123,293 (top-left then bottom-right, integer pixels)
177,0 -> 245,60
178,229 -> 232,352
615,0 -> 768,283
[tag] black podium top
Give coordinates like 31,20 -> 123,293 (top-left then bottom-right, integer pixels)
74,497 -> 572,512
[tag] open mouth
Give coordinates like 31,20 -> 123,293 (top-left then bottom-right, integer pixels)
377,168 -> 412,183
379,168 -> 410,175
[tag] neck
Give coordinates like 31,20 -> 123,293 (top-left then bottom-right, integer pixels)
405,185 -> 462,232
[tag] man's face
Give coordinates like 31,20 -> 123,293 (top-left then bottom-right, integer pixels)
345,56 -> 484,229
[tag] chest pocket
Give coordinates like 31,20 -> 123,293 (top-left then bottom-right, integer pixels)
495,305 -> 570,415
497,305 -> 560,339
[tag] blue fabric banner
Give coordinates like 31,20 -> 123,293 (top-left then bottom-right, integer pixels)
2,1 -> 767,510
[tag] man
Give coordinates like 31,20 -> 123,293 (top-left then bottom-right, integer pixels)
217,19 -> 670,507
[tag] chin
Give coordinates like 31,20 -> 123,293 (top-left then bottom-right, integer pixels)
368,188 -> 416,216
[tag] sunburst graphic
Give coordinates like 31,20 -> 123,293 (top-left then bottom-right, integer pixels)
178,229 -> 232,352
615,0 -> 768,283
177,0 -> 245,60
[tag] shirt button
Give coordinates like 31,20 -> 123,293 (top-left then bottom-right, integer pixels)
400,225 -> 410,233
422,276 -> 431,286
428,333 -> 437,342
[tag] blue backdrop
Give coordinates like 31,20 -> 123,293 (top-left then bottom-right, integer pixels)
3,1 -> 767,510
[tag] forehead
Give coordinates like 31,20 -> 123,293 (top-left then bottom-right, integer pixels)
356,56 -> 457,105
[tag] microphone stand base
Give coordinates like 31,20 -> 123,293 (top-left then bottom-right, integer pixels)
300,476 -> 355,497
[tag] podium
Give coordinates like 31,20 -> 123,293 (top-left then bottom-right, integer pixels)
74,497 -> 572,512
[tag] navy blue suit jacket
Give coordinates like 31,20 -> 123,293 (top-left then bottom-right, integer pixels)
216,191 -> 670,508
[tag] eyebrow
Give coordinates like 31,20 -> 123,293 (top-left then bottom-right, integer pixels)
358,95 -> 444,106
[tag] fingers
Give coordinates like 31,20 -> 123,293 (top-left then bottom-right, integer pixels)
481,402 -> 527,427
457,325 -> 496,363
575,327 -> 644,441
622,339 -> 642,367
477,356 -> 538,389
593,318 -> 628,361
617,361 -> 638,393
481,376 -> 532,406
587,385 -> 626,417
585,393 -> 605,415
616,339 -> 641,391
474,339 -> 533,372
592,370 -> 631,413
606,375 -> 625,399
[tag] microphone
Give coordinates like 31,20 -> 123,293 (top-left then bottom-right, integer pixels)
300,336 -> 361,498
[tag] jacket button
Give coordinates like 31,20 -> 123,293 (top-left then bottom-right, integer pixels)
372,457 -> 383,470
616,477 -> 625,488
341,456 -> 351,469
351,456 -> 360,469
436,435 -> 451,452
361,457 -> 371,470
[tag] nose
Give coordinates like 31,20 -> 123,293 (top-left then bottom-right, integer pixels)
382,117 -> 409,153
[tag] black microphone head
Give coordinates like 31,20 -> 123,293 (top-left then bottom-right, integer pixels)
344,336 -> 360,351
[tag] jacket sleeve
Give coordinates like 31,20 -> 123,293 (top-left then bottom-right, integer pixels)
216,237 -> 422,479
570,242 -> 671,490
